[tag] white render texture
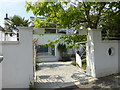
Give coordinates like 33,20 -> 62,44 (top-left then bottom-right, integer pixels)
86,29 -> 119,77
33,34 -> 61,45
76,53 -> 82,67
2,27 -> 34,88
0,31 -> 2,89
0,62 -> 2,90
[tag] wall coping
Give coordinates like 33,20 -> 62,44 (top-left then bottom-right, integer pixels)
18,27 -> 33,30
78,29 -> 102,31
101,40 -> 119,43
0,41 -> 19,45
88,29 -> 102,31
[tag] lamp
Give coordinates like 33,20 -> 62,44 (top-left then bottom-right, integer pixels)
4,13 -> 9,20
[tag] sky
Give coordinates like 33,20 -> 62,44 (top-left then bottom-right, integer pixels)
0,0 -> 35,27
0,0 -> 76,27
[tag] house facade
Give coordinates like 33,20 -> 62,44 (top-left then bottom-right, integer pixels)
33,28 -> 63,62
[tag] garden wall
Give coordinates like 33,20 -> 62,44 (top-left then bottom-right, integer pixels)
0,62 -> 2,90
2,27 -> 34,88
86,29 -> 119,77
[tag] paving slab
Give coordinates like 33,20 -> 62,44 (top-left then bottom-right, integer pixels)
35,61 -> 96,88
35,61 -> 120,89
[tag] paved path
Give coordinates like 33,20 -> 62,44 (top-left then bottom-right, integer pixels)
35,61 -> 96,88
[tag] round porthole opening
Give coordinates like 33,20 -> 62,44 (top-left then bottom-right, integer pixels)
108,47 -> 114,56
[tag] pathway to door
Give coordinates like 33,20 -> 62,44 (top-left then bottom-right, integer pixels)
35,61 -> 96,88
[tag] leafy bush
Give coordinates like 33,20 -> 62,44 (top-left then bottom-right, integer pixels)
82,58 -> 86,65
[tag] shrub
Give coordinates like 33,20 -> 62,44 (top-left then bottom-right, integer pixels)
62,56 -> 71,62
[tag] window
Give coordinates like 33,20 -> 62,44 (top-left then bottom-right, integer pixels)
36,45 -> 55,56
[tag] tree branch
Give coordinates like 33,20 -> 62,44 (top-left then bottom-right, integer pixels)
83,2 -> 93,28
94,2 -> 106,29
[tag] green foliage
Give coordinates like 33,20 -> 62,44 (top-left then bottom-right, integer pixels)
25,1 -> 120,30
4,15 -> 31,32
25,1 -> 120,46
57,43 -> 72,61
29,81 -> 35,89
71,61 -> 78,66
57,43 -> 67,59
44,39 -> 59,47
44,35 -> 86,49
101,12 -> 120,37
57,43 -> 67,53
82,58 -> 87,70
60,35 -> 86,48
82,58 -> 86,65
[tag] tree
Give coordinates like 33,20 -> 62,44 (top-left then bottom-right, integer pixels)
25,1 -> 120,46
4,15 -> 31,33
25,1 -> 119,29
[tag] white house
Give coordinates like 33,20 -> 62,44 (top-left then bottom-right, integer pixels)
33,28 -> 63,62
30,16 -> 77,62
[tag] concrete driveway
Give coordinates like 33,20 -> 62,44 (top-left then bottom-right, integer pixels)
35,61 -> 96,88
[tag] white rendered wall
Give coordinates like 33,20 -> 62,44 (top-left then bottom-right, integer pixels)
0,41 -> 3,90
33,34 -> 61,45
94,41 -> 118,77
0,54 -> 1,90
86,30 -> 96,77
87,29 -> 119,77
76,53 -> 82,67
118,41 -> 120,72
2,27 -> 33,88
0,31 -> 17,41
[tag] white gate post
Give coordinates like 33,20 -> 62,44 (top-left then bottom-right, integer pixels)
86,29 -> 101,77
